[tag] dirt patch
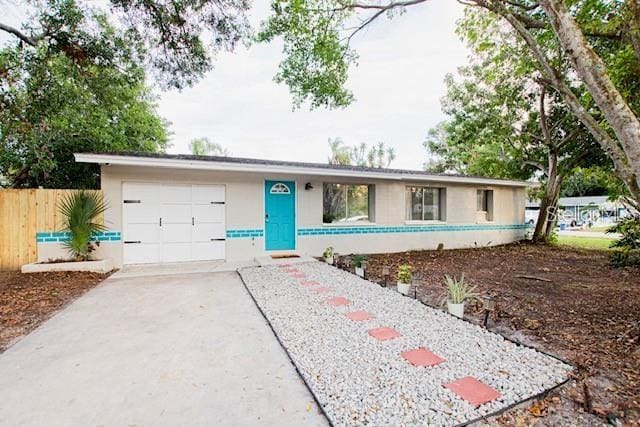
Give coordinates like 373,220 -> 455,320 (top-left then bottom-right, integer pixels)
343,242 -> 640,426
0,270 -> 108,352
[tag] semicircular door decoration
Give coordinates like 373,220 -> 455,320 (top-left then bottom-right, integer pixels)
269,182 -> 291,194
265,180 -> 295,250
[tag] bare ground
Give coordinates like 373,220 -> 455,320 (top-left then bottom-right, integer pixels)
0,271 -> 108,352
341,243 -> 640,426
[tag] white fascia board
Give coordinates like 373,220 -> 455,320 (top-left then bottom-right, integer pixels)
74,153 -> 534,187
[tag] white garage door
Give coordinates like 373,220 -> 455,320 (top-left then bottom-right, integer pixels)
122,183 -> 226,264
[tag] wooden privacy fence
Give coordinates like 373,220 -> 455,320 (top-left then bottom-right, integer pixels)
0,189 -> 103,270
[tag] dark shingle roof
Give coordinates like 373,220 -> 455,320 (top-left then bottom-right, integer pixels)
82,151 -> 532,185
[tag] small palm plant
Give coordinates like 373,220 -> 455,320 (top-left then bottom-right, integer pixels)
58,191 -> 108,261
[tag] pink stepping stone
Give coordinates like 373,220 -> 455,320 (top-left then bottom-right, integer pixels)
327,297 -> 350,306
401,347 -> 445,367
278,264 -> 292,268
290,273 -> 306,279
443,376 -> 501,407
300,280 -> 320,286
367,327 -> 401,341
284,268 -> 299,273
313,287 -> 331,293
345,311 -> 374,321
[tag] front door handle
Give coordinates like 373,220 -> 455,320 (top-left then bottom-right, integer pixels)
265,213 -> 269,222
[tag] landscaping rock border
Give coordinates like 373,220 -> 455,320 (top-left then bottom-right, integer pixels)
238,261 -> 572,426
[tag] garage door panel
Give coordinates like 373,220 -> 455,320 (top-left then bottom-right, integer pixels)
124,224 -> 160,243
123,182 -> 225,264
193,223 -> 225,241
123,183 -> 158,202
161,204 -> 192,223
125,204 -> 160,224
191,241 -> 225,261
124,244 -> 160,264
162,224 -> 192,243
162,185 -> 192,203
162,243 -> 192,262
193,204 -> 224,223
192,185 -> 224,203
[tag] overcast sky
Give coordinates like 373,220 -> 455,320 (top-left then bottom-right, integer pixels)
1,1 -> 470,170
159,1 -> 470,169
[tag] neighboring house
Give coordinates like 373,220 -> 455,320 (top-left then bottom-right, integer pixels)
37,152 -> 531,267
526,195 -> 629,227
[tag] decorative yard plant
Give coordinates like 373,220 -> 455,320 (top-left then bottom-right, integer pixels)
353,254 -> 366,276
58,191 -> 108,261
442,274 -> 478,318
323,246 -> 334,264
396,264 -> 412,295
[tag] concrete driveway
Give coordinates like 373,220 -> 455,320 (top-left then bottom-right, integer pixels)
0,271 -> 328,427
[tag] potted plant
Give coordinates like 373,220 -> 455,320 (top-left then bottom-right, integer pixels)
442,273 -> 478,318
323,246 -> 334,264
353,254 -> 366,277
396,264 -> 412,295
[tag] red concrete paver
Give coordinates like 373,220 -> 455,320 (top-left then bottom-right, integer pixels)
443,376 -> 501,407
300,280 -> 320,287
313,287 -> 331,293
284,268 -> 299,273
345,311 -> 374,321
278,264 -> 292,268
290,273 -> 306,279
401,347 -> 445,367
367,327 -> 401,341
327,297 -> 350,306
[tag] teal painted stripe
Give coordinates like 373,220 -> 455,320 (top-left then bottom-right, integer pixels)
226,229 -> 263,239
298,223 -> 527,236
37,231 -> 121,243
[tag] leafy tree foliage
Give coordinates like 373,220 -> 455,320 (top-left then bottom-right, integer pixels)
258,0 -> 640,208
327,138 -> 395,168
188,137 -> 230,156
1,0 -> 251,89
0,7 -> 168,188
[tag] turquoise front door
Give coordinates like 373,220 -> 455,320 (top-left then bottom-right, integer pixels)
265,181 -> 296,250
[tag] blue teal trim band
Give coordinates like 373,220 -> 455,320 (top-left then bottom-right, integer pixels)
297,223 -> 527,236
36,231 -> 121,243
226,229 -> 264,238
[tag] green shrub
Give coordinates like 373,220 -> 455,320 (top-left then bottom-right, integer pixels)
609,249 -> 640,267
353,254 -> 366,268
58,191 -> 108,261
608,215 -> 640,250
322,246 -> 334,258
396,264 -> 412,284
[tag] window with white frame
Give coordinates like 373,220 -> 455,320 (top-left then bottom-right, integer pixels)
477,189 -> 494,220
323,183 -> 374,223
405,186 -> 445,221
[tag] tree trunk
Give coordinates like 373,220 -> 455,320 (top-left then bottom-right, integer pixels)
540,0 -> 640,197
533,151 -> 562,242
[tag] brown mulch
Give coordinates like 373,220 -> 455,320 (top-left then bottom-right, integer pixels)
0,270 -> 108,352
344,242 -> 640,426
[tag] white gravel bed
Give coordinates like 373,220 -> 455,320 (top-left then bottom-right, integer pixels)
239,261 -> 572,426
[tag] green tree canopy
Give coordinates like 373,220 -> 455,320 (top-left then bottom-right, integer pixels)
188,137 -> 230,156
1,0 -> 251,89
0,10 -> 169,188
327,138 -> 395,168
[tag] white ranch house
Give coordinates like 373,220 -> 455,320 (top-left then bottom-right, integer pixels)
36,152 -> 532,267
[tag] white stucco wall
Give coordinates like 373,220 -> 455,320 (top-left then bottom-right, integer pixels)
38,165 -> 528,266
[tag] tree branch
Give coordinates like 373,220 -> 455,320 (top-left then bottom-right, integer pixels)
0,22 -> 40,46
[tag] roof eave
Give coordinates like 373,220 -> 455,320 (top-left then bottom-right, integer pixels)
74,153 -> 535,187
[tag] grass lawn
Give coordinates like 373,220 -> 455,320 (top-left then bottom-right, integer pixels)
557,235 -> 615,250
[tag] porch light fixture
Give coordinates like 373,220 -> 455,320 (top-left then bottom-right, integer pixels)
305,182 -> 314,190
